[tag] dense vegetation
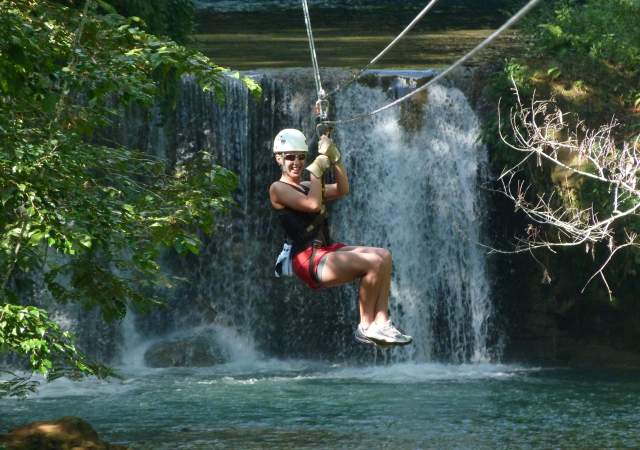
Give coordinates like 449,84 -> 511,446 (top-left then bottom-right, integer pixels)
492,0 -> 639,136
486,0 -> 640,358
104,0 -> 195,43
0,0 -> 260,396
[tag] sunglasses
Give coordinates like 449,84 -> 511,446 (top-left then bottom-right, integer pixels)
284,154 -> 306,162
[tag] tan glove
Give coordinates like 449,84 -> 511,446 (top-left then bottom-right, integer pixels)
318,135 -> 341,164
305,154 -> 331,179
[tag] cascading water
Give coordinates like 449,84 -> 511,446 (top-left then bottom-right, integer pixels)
331,77 -> 492,362
115,69 -> 494,365
13,69 -> 494,367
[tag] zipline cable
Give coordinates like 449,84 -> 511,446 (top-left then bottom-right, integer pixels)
301,0 -> 328,118
322,0 -> 542,126
326,0 -> 441,99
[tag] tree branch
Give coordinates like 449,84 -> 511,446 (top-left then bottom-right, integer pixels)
494,80 -> 640,294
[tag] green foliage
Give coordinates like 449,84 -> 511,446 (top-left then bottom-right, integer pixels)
532,0 -> 640,72
0,304 -> 111,378
0,0 -> 261,391
486,0 -> 640,172
102,0 -> 196,43
52,0 -> 196,43
523,0 -> 640,117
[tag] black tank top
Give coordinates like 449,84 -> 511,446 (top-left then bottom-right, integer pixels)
274,182 -> 330,254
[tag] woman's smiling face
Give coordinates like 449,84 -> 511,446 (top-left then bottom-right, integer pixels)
279,152 -> 306,178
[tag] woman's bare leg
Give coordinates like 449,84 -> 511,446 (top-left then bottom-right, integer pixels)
319,246 -> 392,328
372,248 -> 392,324
333,247 -> 392,325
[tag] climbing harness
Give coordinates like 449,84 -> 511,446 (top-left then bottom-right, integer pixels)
326,0 -> 441,99
273,182 -> 329,279
300,0 -> 542,126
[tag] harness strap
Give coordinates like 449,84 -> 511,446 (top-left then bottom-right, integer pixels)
308,179 -> 327,286
302,204 -> 327,242
308,240 -> 322,286
303,179 -> 327,238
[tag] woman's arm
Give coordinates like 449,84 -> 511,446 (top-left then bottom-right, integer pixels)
269,174 -> 324,212
324,162 -> 350,201
317,134 -> 349,202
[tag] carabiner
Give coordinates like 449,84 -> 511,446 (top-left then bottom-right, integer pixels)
315,98 -> 329,121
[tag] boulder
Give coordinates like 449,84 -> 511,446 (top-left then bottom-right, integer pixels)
0,416 -> 128,450
144,334 -> 228,367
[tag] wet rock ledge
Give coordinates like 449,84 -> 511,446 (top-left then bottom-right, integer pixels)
0,417 -> 128,450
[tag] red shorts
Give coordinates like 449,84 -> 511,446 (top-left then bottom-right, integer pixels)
292,242 -> 346,290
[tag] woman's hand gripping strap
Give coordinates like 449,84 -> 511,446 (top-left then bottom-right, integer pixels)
305,154 -> 331,179
318,135 -> 341,164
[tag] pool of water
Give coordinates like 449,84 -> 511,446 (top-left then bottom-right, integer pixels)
3,361 -> 640,449
192,2 -> 521,69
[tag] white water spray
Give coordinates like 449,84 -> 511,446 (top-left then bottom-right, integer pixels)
333,80 -> 492,362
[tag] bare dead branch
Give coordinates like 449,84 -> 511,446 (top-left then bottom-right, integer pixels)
494,80 -> 640,295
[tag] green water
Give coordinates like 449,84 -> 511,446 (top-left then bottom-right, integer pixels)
3,362 -> 640,449
193,5 -> 521,69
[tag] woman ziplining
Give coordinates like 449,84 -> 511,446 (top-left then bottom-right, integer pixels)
269,128 -> 412,347
269,0 -> 542,347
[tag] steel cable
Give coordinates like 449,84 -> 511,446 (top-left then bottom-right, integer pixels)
322,0 -> 542,126
326,0 -> 441,99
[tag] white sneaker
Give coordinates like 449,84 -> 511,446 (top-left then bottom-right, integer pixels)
363,320 -> 413,346
354,324 -> 375,346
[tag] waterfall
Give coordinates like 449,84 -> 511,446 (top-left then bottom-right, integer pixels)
13,69 -> 495,367
135,68 -> 494,364
331,77 -> 492,362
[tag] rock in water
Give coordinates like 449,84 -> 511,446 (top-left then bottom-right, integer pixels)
144,334 -> 228,367
0,416 -> 128,449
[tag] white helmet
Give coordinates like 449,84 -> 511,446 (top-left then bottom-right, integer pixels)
273,128 -> 308,154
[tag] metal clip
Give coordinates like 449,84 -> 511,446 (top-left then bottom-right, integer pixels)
315,96 -> 329,121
